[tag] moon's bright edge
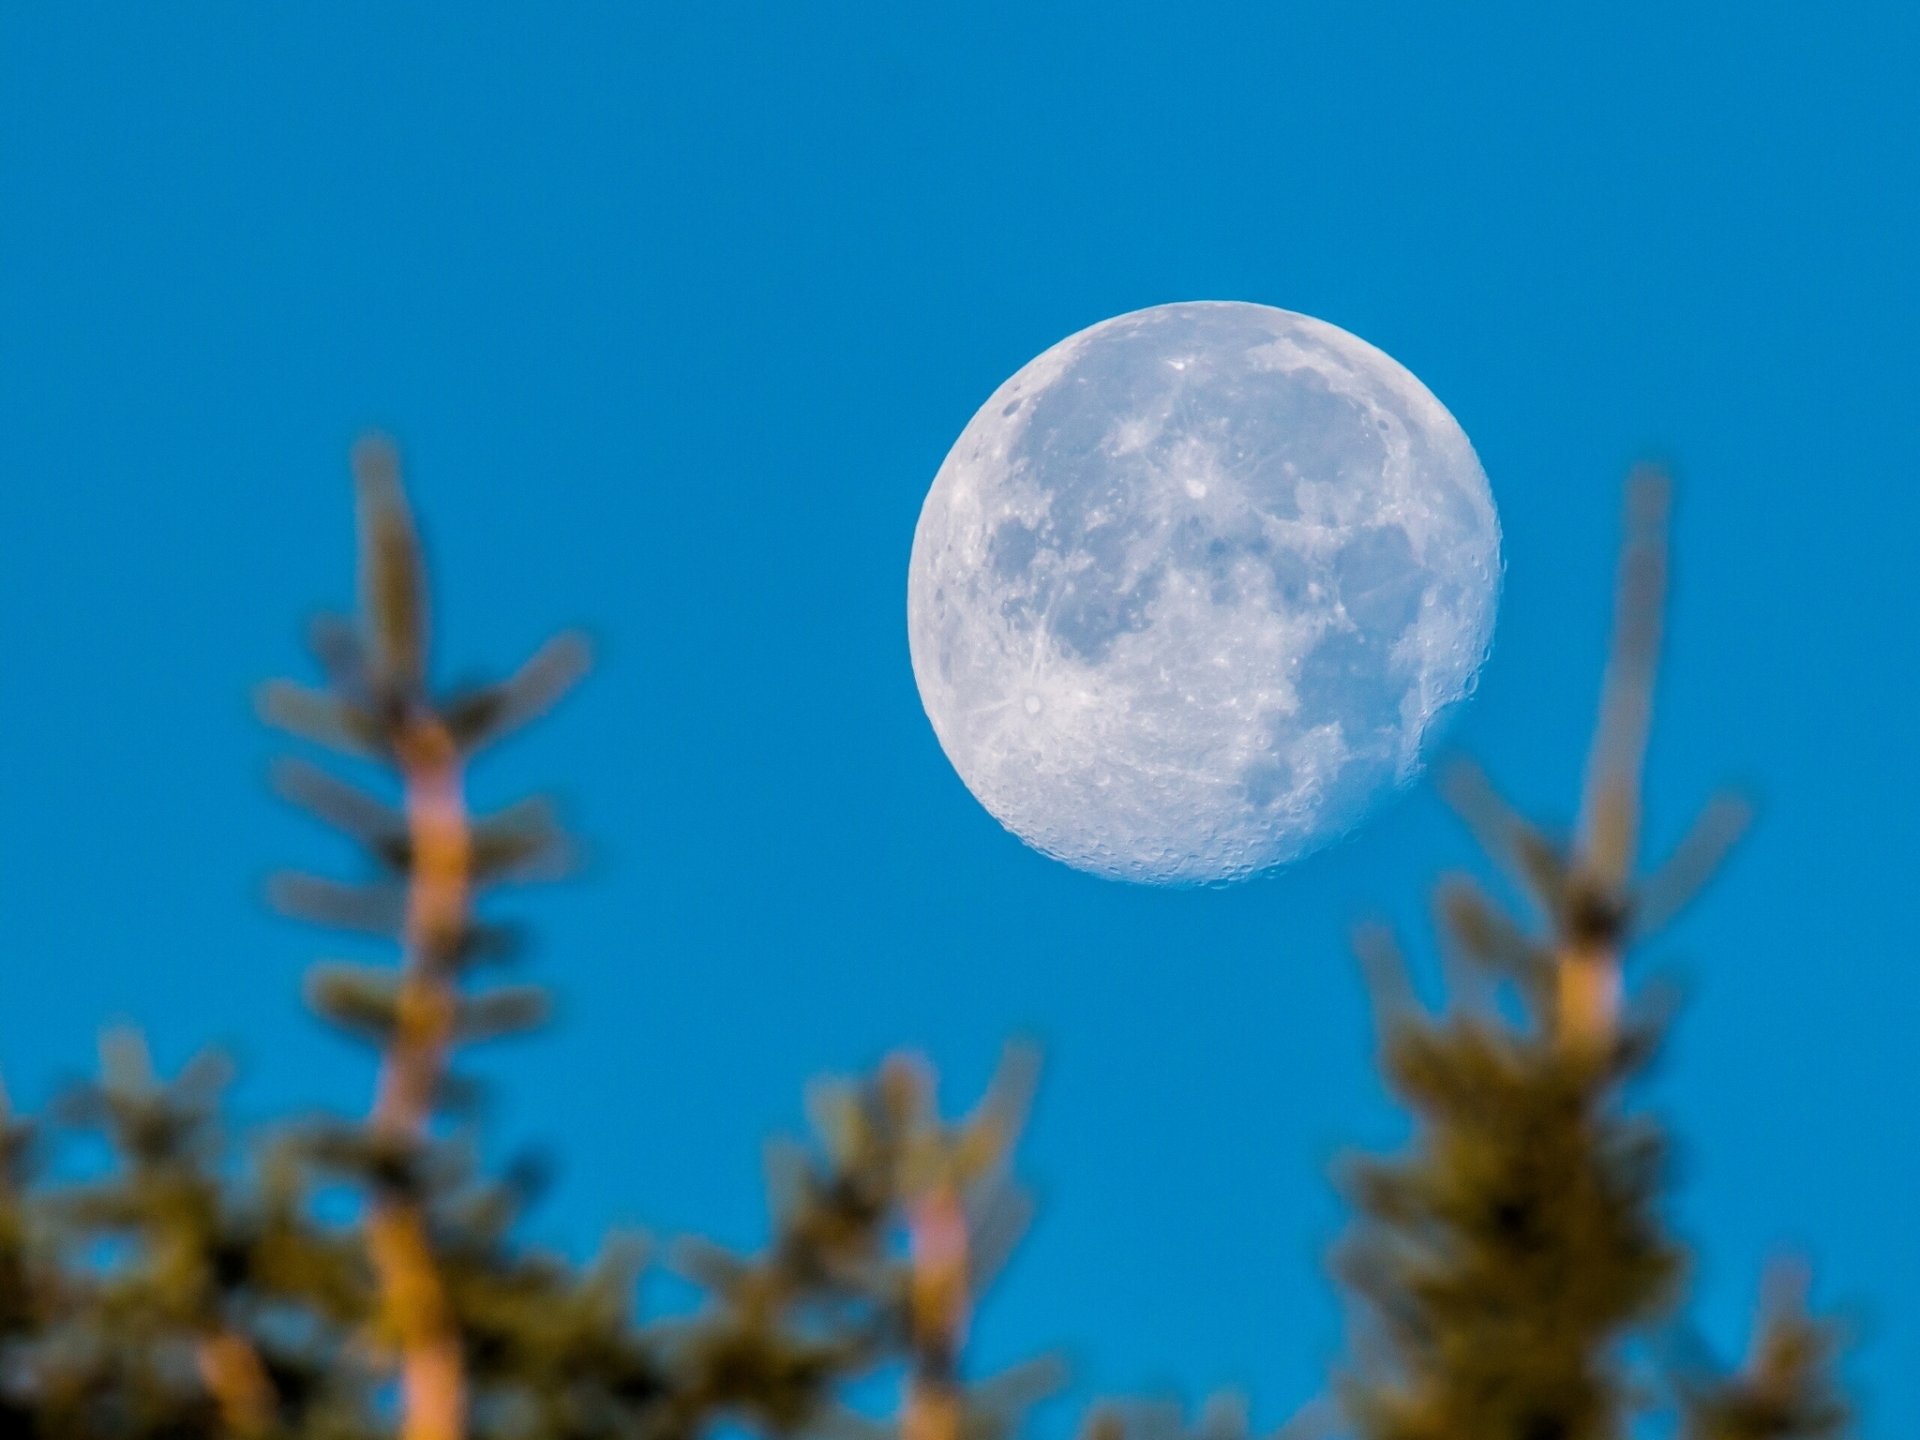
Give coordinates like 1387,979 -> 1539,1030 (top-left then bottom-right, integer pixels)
907,302 -> 1501,885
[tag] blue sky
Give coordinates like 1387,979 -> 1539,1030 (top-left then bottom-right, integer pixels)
2,2 -> 1914,1429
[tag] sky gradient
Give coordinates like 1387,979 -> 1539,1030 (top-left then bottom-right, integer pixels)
3,4 -> 1915,1430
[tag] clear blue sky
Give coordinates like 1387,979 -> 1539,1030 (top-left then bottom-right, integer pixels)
2,3 -> 1914,1429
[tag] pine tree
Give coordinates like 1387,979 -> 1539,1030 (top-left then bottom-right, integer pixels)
1334,475 -> 1851,1440
0,445 -> 1859,1439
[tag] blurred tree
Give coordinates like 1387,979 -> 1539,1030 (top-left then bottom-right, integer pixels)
0,447 -> 1856,1439
1331,475 -> 1850,1440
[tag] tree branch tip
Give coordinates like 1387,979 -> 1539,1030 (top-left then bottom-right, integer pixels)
1625,462 -> 1674,522
351,431 -> 403,491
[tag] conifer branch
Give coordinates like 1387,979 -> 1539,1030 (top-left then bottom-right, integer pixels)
325,438 -> 475,1440
1675,1263 -> 1851,1440
1333,471 -> 1838,1440
368,715 -> 471,1440
263,438 -> 592,1440
889,1045 -> 1047,1440
901,1098 -> 970,1440
1557,467 -> 1670,1051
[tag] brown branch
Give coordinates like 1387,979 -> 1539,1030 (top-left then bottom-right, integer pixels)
196,1328 -> 277,1438
1553,940 -> 1624,1054
903,1183 -> 970,1440
1556,470 -> 1674,1053
367,1203 -> 465,1440
367,715 -> 472,1440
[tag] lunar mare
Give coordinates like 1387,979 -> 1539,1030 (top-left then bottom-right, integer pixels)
907,302 -> 1500,884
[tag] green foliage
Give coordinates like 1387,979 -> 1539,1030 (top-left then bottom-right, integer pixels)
1337,1003 -> 1682,1440
1675,1268 -> 1851,1440
1334,477 -> 1851,1440
0,448 -> 1861,1439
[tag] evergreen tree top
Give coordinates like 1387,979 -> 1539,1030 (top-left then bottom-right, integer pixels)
0,448 -> 1854,1440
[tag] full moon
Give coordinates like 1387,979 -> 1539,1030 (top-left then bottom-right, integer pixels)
907,302 -> 1500,885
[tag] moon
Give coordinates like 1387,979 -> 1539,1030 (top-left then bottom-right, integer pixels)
906,301 -> 1501,885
